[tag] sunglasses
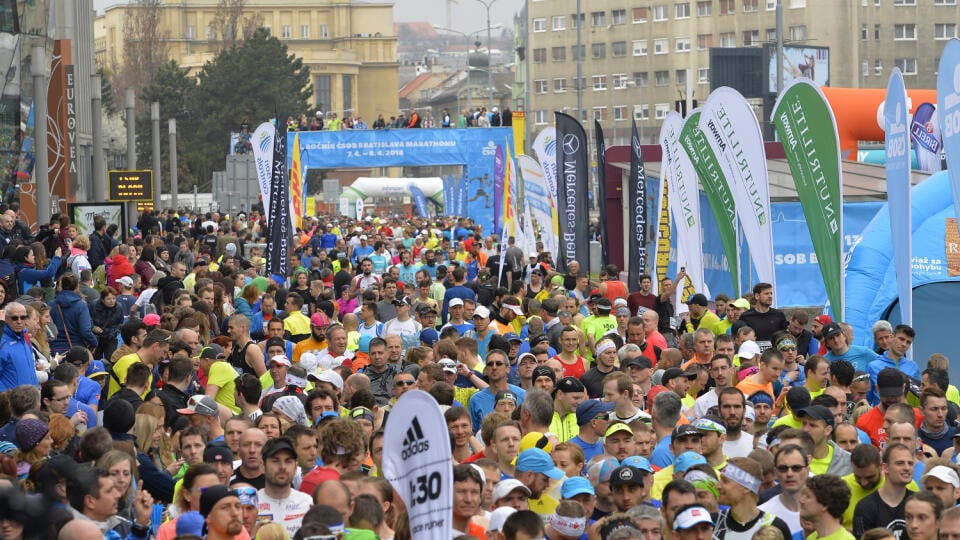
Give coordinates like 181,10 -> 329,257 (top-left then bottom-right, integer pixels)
394,380 -> 416,387
592,412 -> 610,422
8,315 -> 26,321
487,361 -> 507,367
775,464 -> 806,473
853,374 -> 870,382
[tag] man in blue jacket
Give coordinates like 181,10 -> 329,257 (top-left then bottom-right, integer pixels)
0,302 -> 37,391
48,272 -> 98,355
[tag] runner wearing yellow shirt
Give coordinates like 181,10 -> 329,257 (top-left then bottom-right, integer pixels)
107,328 -> 172,398
197,344 -> 240,414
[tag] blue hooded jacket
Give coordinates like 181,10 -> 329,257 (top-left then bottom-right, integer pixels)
49,289 -> 98,354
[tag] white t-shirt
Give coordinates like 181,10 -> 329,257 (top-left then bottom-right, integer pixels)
257,489 -> 313,538
759,495 -> 802,537
723,432 -> 756,458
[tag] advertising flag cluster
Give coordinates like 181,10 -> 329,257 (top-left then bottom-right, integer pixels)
595,121 -> 609,267
680,111 -> 739,296
554,112 -> 591,271
267,119 -> 291,278
517,154 -> 559,258
627,120 -> 647,292
660,112 -> 706,296
772,80 -> 844,318
885,69 -> 912,327
938,39 -> 960,238
698,87 -> 776,297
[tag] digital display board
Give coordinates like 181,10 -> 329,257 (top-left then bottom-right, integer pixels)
108,170 -> 154,202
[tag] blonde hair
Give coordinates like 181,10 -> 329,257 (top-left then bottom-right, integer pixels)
255,522 -> 289,540
72,235 -> 90,251
133,413 -> 160,455
96,449 -> 139,500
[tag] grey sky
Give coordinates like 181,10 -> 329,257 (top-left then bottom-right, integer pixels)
92,0 -> 522,36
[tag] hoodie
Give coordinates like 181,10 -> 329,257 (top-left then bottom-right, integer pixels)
49,290 -> 98,354
108,254 -> 136,290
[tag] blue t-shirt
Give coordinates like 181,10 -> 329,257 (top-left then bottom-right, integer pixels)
468,385 -> 526,431
75,376 -> 102,409
397,264 -> 420,288
825,345 -> 879,373
570,435 -> 605,469
650,435 -> 674,468
369,253 -> 389,275
66,399 -> 97,428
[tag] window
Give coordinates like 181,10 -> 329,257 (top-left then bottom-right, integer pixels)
743,30 -> 759,46
874,24 -> 880,40
535,80 -> 548,94
633,40 -> 648,56
936,0 -> 957,5
936,23 -> 957,40
613,73 -> 629,89
698,34 -> 713,49
676,37 -> 691,52
535,111 -> 547,125
554,78 -> 567,93
203,25 -> 213,40
698,67 -> 710,83
319,25 -> 329,38
789,0 -> 806,7
894,24 -> 916,40
789,25 -> 807,41
719,0 -> 736,13
743,0 -> 759,12
766,28 -> 777,41
580,109 -> 588,122
893,0 -> 916,5
571,13 -> 585,29
655,103 -> 670,119
612,41 -> 627,57
614,106 -> 627,121
592,75 -> 608,90
634,72 -> 649,86
676,3 -> 691,18
315,75 -> 331,113
533,48 -> 546,63
301,25 -> 310,38
697,1 -> 712,16
342,75 -> 352,112
593,107 -> 607,121
633,7 -> 649,23
654,38 -> 669,54
653,5 -> 668,21
766,0 -> 777,9
612,9 -> 627,24
895,58 -> 917,74
592,43 -> 606,59
676,69 -> 687,85
634,104 -> 649,120
572,45 -> 585,61
591,11 -> 606,26
719,32 -> 736,47
552,15 -> 566,30
861,24 -> 867,40
282,25 -> 291,38
552,46 -> 566,61
875,58 -> 883,74
533,18 -> 547,32
655,70 -> 670,86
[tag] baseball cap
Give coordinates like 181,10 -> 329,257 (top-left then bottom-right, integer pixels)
350,407 -> 375,423
203,444 -> 233,463
556,376 -> 586,394
392,296 -> 412,307
821,322 -> 843,340
438,358 -> 457,374
419,328 -> 439,346
448,298 -> 464,308
515,448 -> 565,479
561,476 -> 596,499
738,340 -> 762,359
262,438 -> 297,460
922,466 -> 960,489
178,395 -> 219,417
473,305 -> 491,319
796,405 -> 835,426
624,356 -> 653,370
504,332 -> 522,343
309,369 -> 344,391
672,424 -> 701,440
495,390 -> 518,406
675,451 -> 708,473
605,423 -> 634,438
731,298 -> 751,310
197,344 -> 226,360
492,478 -> 531,502
310,312 -> 330,327
813,314 -> 834,325
685,293 -> 708,307
270,355 -> 292,367
609,466 -> 645,488
489,507 -> 517,532
877,368 -> 906,397
673,505 -> 714,531
416,304 -> 438,315
662,367 -> 698,386
620,455 -> 653,473
693,417 -> 727,434
575,399 -> 616,426
117,276 -> 134,288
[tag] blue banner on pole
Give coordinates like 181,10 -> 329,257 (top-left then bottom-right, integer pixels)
409,184 -> 429,217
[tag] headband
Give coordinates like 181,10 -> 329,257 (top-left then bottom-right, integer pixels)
596,340 -> 616,355
685,470 -> 720,499
550,514 -> 588,537
722,464 -> 761,494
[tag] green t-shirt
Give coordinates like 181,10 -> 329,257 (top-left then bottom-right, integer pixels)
808,527 -> 856,540
207,360 -> 240,413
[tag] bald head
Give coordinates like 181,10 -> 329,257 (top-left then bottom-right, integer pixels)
59,519 -> 103,540
313,480 -> 352,519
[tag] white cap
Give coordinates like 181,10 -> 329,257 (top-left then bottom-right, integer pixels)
438,358 -> 457,373
309,369 -> 344,391
449,298 -> 464,308
117,276 -> 134,288
922,465 -> 960,488
492,478 -> 531,502
270,355 -> 292,367
489,507 -> 517,532
673,505 -> 714,531
738,340 -> 762,359
473,305 -> 491,319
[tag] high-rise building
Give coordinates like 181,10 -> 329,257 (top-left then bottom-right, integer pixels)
94,0 -> 399,121
524,0 -> 959,143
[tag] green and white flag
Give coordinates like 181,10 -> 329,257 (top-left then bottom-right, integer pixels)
772,80 -> 844,318
680,110 -> 740,296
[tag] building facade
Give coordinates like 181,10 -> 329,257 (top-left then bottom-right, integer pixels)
94,0 -> 399,121
525,0 -> 959,144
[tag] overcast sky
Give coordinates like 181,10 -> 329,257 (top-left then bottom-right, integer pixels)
92,0 -> 522,36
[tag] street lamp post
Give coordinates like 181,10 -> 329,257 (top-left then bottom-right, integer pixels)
475,0 -> 496,112
434,24 -> 503,122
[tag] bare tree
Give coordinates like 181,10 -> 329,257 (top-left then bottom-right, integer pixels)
210,0 -> 264,50
113,0 -> 169,114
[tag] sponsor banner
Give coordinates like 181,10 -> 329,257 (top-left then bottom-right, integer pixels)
628,120 -> 647,292
410,184 -> 429,217
698,87 -> 776,298
885,69 -> 912,327
382,390 -> 452,540
772,80 -> 845,318
555,112 -> 591,271
654,175 -> 670,292
659,112 -> 706,296
252,122 -> 275,222
938,39 -> 960,239
290,132 -> 304,229
911,103 -> 943,173
595,120 -> 609,267
517,154 -> 559,260
493,144 -> 505,231
532,127 -> 559,204
267,119 -> 291,278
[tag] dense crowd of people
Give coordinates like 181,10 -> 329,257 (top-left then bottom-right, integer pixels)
0,206 -> 954,540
